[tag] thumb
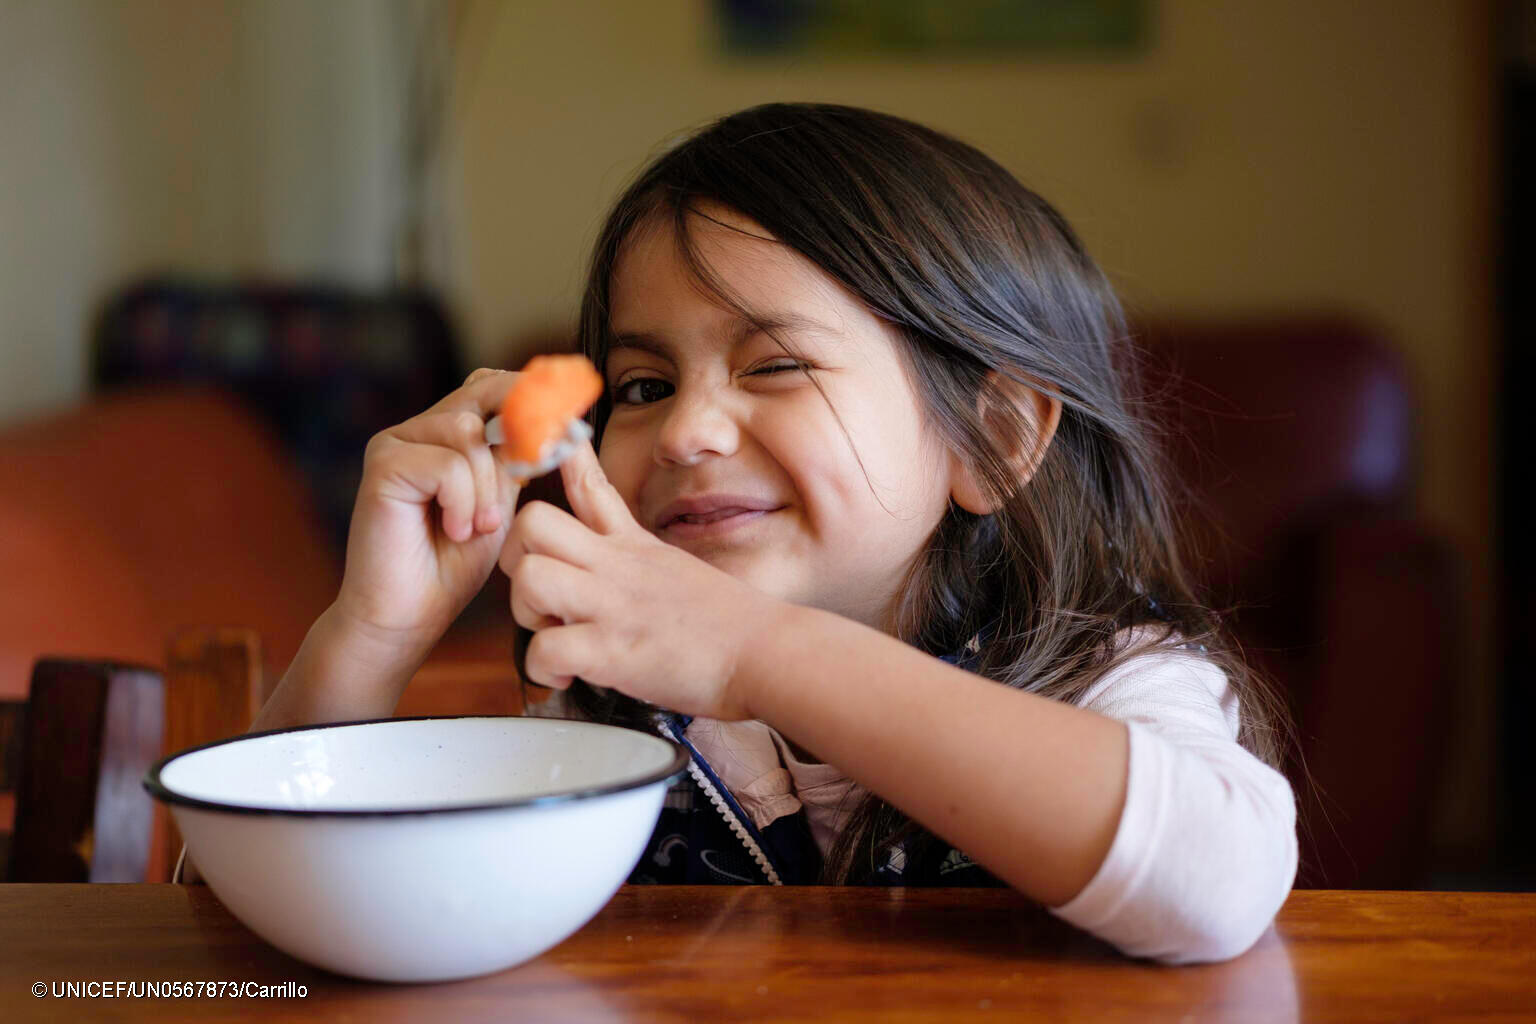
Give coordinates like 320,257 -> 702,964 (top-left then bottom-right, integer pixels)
559,437 -> 636,536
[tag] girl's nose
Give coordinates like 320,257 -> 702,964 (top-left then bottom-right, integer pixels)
653,386 -> 740,467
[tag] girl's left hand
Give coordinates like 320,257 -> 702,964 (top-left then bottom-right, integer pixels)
499,438 -> 780,721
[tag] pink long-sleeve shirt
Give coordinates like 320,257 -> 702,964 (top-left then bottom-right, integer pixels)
1047,638 -> 1298,963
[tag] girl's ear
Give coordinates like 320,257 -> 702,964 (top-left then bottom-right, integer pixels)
949,370 -> 1063,515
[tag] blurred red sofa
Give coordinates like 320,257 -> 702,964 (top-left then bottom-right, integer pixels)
0,390 -> 338,698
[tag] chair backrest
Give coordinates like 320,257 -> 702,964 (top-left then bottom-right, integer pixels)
5,659 -> 163,882
150,628 -> 267,881
1,628 -> 265,882
1135,314 -> 1416,601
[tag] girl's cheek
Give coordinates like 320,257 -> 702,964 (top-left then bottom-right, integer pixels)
761,411 -> 861,534
598,430 -> 649,518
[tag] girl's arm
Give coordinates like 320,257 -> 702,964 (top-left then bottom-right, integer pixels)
735,603 -> 1298,964
248,603 -> 435,732
735,602 -> 1128,908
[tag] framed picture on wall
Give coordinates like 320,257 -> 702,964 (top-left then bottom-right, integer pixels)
715,0 -> 1148,57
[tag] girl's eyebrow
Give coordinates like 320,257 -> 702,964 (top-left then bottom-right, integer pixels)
608,333 -> 675,364
610,312 -> 839,360
739,311 -> 840,341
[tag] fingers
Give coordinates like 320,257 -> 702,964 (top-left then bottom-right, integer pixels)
368,440 -> 480,542
429,367 -> 522,419
500,499 -> 600,576
376,366 -> 528,537
522,621 -> 605,689
509,553 -> 595,632
559,437 -> 637,536
390,409 -> 509,534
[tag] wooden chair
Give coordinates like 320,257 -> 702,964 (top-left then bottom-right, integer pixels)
1,627 -> 523,882
3,659 -> 162,882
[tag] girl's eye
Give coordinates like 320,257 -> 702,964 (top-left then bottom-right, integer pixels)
612,376 -> 674,405
611,361 -> 809,405
746,360 -> 810,377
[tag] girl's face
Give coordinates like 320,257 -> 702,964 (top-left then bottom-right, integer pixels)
599,206 -> 964,629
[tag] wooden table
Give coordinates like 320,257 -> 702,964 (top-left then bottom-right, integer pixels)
2,886 -> 1532,1021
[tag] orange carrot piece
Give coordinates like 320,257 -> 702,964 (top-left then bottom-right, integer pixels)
498,354 -> 603,464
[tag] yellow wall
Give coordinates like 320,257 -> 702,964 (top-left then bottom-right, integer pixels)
0,0 -> 255,421
0,0 -> 405,421
450,0 -> 1494,855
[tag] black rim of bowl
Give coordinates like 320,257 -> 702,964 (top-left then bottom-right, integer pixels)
142,715 -> 690,818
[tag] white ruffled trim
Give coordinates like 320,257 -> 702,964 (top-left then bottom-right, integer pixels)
656,717 -> 782,886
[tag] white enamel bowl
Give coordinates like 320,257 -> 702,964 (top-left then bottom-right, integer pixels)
143,716 -> 687,983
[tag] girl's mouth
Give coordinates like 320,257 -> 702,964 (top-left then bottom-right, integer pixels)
661,507 -> 781,539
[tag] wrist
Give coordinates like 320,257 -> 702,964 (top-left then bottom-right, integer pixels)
729,598 -> 811,722
324,598 -> 444,669
256,602 -> 436,731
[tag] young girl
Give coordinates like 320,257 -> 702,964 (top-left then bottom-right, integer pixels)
252,103 -> 1297,964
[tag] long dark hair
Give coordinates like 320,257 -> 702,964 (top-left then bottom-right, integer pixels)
562,102 -> 1287,883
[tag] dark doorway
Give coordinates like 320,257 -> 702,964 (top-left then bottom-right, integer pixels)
1495,1 -> 1535,888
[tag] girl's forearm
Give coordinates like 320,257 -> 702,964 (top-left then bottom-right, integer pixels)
736,603 -> 1128,907
248,603 -> 434,733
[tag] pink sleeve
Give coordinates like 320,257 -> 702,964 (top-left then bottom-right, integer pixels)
1048,648 -> 1298,964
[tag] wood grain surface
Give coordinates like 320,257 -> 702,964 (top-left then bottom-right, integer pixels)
2,885 -> 1532,1022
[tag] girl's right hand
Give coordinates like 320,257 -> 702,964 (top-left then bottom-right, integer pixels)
331,368 -> 522,660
